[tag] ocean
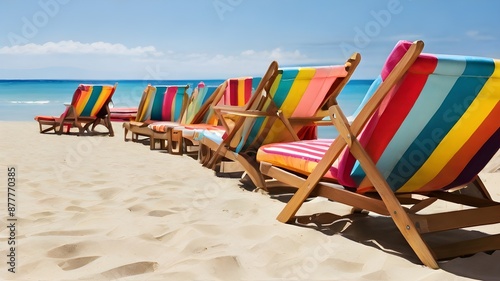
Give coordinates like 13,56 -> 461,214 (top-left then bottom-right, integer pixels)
0,79 -> 374,138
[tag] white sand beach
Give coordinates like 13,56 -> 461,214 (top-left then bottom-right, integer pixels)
1,121 -> 499,281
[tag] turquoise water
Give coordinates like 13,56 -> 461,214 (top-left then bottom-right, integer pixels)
0,79 -> 226,121
0,79 -> 374,138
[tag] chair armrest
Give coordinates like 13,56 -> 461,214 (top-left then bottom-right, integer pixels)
212,104 -> 247,112
129,121 -> 147,127
217,109 -> 274,118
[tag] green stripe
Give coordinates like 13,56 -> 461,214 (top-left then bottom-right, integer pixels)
81,86 -> 102,116
173,89 -> 185,121
151,86 -> 167,120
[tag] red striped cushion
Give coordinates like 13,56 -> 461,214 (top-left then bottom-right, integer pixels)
256,139 -> 340,179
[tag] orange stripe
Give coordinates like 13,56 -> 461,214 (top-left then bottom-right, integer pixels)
293,65 -> 347,117
75,85 -> 92,115
417,102 -> 500,192
90,86 -> 114,116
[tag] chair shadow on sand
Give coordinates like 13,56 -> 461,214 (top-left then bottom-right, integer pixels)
263,186 -> 500,281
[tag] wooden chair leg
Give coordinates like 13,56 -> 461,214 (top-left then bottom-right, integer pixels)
199,144 -> 211,165
124,127 -> 129,141
106,117 -> 114,137
456,176 -> 492,200
170,129 -> 183,155
150,136 -> 156,150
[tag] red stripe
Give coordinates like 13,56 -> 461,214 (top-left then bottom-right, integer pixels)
162,86 -> 177,121
259,140 -> 333,160
366,61 -> 437,161
418,102 -> 500,192
244,78 -> 252,103
227,79 -> 238,105
337,55 -> 438,185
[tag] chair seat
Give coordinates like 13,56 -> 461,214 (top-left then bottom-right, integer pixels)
34,115 -> 57,121
148,121 -> 180,132
34,115 -> 73,124
257,139 -> 340,180
179,124 -> 224,139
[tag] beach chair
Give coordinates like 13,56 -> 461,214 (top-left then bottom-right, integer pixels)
34,83 -> 117,136
257,40 -> 500,268
201,54 -> 361,188
147,82 -> 220,153
122,84 -> 189,149
185,75 -> 261,164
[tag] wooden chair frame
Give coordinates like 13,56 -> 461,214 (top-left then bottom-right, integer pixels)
123,84 -> 189,148
36,83 -> 117,136
204,54 -> 361,189
259,40 -> 500,269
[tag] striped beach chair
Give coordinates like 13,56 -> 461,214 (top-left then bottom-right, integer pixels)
202,54 -> 361,188
122,84 -> 189,148
183,76 -> 257,163
34,83 -> 117,136
147,82 -> 220,153
257,40 -> 500,268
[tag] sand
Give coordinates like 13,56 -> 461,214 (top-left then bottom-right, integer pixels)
1,121 -> 499,281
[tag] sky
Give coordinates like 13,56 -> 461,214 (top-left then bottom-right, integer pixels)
0,0 -> 499,80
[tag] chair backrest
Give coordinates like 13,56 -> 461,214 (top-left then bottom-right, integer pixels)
135,85 -> 189,122
72,84 -> 117,117
183,82 -> 219,125
338,40 -> 500,193
223,77 -> 254,106
203,77 -> 255,126
232,62 -> 357,153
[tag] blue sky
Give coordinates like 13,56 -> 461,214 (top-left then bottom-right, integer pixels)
1,0 -> 499,80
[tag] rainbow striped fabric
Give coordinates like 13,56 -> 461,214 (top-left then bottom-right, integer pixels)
257,40 -> 500,193
35,84 -> 116,121
136,85 -> 188,122
148,82 -> 219,133
73,85 -> 115,117
223,77 -> 253,107
184,82 -> 219,125
232,65 -> 349,153
187,77 -> 255,139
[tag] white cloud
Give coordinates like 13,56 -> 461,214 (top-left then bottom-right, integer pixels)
0,44 -> 322,79
466,31 -> 495,41
0,40 -> 164,56
241,50 -> 256,56
241,48 -> 306,61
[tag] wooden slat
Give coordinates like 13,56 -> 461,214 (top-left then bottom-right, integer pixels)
428,191 -> 499,208
409,205 -> 500,233
262,162 -> 390,215
433,234 -> 500,260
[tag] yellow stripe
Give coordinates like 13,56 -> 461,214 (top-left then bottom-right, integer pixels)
75,86 -> 92,115
237,78 -> 245,106
264,68 -> 315,144
269,73 -> 282,97
399,64 -> 500,192
90,86 -> 113,116
138,86 -> 156,121
281,68 -> 315,117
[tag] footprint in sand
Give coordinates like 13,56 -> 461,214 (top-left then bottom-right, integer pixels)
47,242 -> 87,259
34,229 -> 97,237
98,261 -> 158,279
30,211 -> 55,218
97,187 -> 120,200
58,256 -> 100,271
127,203 -> 147,213
65,206 -> 87,212
147,210 -> 174,217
